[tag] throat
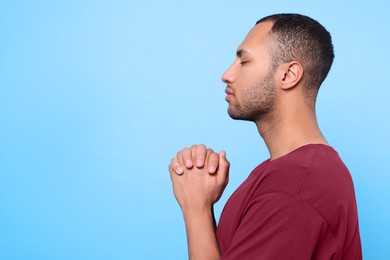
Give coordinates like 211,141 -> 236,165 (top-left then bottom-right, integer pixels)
255,115 -> 328,160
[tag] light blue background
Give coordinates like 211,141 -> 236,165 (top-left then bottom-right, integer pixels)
1,1 -> 389,259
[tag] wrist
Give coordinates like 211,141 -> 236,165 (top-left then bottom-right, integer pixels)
182,205 -> 214,220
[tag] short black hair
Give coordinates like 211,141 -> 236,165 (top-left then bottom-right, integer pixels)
257,14 -> 334,101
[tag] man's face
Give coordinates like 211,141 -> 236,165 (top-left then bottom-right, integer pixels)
222,22 -> 276,122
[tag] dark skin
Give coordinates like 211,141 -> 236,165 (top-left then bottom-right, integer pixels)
169,21 -> 327,260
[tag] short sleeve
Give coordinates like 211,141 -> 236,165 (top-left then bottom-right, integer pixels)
220,193 -> 334,260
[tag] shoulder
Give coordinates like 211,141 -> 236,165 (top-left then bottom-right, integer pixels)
252,144 -> 358,231
253,144 -> 328,196
300,144 -> 356,202
298,146 -> 359,242
254,144 -> 354,196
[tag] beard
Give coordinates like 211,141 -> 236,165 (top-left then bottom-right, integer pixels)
227,67 -> 276,122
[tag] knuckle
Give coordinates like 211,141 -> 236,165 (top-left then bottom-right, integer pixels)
197,145 -> 206,155
224,159 -> 230,167
210,157 -> 218,164
182,148 -> 190,156
198,144 -> 206,150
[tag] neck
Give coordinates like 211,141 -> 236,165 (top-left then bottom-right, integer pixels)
255,101 -> 328,160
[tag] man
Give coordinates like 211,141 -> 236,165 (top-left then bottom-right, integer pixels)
169,14 -> 362,259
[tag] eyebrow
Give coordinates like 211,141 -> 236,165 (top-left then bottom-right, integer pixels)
236,49 -> 251,58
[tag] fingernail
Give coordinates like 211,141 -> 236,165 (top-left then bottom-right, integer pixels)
196,158 -> 203,167
185,159 -> 192,167
176,166 -> 183,174
208,166 -> 216,173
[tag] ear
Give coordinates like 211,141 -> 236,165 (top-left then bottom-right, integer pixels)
279,62 -> 303,90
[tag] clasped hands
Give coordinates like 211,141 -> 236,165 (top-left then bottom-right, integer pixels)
169,144 -> 230,212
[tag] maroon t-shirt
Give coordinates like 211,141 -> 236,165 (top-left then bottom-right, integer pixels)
216,144 -> 362,259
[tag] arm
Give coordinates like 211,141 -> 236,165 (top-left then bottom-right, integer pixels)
220,193 -> 326,260
169,145 -> 229,260
183,203 -> 220,260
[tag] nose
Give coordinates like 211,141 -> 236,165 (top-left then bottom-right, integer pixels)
221,63 -> 236,84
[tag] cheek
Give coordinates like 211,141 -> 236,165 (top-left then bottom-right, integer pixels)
241,61 -> 268,80
236,69 -> 263,90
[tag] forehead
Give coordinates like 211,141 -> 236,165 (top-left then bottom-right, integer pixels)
238,21 -> 273,55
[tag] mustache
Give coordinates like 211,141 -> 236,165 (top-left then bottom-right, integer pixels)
226,85 -> 235,94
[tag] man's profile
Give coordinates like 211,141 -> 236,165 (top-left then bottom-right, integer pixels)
169,13 -> 362,259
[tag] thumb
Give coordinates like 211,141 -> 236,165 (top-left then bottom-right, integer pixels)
219,150 -> 230,168
218,150 -> 230,186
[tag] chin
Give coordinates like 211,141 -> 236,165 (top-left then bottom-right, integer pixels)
228,108 -> 254,122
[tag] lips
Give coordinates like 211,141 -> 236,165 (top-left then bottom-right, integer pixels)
225,87 -> 234,95
225,86 -> 235,101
